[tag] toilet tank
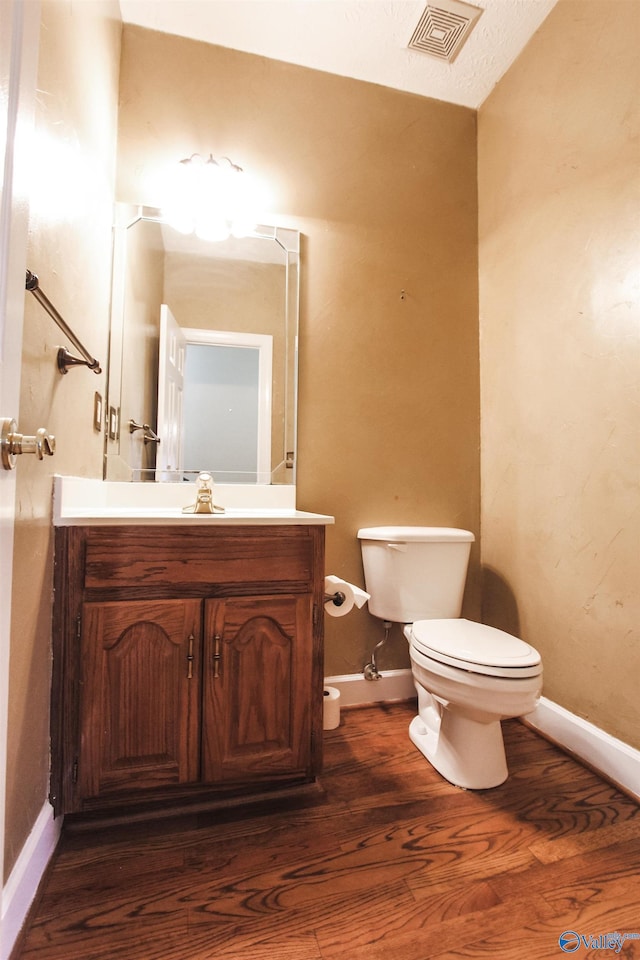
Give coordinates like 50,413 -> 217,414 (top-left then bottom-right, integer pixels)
357,526 -> 475,623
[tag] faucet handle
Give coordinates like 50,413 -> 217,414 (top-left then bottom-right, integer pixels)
196,472 -> 225,514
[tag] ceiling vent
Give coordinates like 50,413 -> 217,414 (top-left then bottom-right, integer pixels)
408,0 -> 483,64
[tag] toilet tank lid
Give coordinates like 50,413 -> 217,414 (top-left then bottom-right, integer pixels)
357,526 -> 475,543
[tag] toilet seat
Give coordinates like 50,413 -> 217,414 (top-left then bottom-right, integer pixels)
409,618 -> 542,679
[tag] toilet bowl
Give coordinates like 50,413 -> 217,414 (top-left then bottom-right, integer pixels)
405,619 -> 542,789
357,526 -> 543,790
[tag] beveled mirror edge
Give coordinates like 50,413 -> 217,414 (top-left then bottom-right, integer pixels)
103,204 -> 300,486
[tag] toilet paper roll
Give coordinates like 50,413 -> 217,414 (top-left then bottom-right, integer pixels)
324,575 -> 371,617
323,686 -> 341,730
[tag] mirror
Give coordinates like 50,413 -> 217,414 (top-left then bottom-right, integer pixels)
104,205 -> 299,484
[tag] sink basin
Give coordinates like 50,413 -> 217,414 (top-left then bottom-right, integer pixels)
53,476 -> 334,526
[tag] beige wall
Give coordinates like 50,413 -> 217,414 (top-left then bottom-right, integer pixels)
478,0 -> 640,747
6,0 -> 120,878
117,27 -> 481,676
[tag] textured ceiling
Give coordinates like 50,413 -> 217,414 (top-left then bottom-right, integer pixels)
118,0 -> 558,110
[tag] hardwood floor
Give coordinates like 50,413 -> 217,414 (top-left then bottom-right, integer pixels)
16,702 -> 640,960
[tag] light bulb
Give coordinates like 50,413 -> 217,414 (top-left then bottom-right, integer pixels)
163,154 -> 264,242
195,216 -> 231,242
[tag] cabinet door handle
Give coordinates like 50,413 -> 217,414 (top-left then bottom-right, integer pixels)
186,633 -> 195,680
212,634 -> 222,679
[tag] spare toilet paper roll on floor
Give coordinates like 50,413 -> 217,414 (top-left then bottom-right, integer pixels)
323,686 -> 341,729
324,575 -> 370,618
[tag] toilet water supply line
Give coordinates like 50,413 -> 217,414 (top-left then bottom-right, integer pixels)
364,620 -> 392,681
323,574 -> 382,679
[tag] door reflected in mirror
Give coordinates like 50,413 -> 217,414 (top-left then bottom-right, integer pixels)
104,205 -> 299,484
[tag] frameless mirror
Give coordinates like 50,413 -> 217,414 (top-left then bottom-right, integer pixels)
104,205 -> 299,484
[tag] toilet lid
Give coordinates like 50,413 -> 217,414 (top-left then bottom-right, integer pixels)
410,619 -> 541,678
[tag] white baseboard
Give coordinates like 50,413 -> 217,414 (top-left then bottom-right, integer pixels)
324,677 -> 639,801
1,802 -> 62,960
523,697 -> 640,802
325,668 -> 415,707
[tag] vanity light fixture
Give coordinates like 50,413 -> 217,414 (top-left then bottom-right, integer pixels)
163,153 -> 258,242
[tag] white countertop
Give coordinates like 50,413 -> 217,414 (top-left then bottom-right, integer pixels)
53,477 -> 334,527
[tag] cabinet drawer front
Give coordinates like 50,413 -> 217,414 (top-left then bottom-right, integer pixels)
83,527 -> 315,589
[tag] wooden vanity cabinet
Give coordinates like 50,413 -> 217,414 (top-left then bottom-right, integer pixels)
51,523 -> 325,818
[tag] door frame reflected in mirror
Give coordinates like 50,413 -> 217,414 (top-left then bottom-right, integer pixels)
167,327 -> 274,483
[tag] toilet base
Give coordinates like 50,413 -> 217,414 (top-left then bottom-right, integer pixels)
409,701 -> 508,790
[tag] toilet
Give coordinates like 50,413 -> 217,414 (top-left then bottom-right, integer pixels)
357,526 -> 542,789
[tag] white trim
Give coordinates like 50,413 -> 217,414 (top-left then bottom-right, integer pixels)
324,677 -> 640,800
1,803 -> 62,960
0,4 -> 41,959
324,669 -> 415,707
522,696 -> 640,801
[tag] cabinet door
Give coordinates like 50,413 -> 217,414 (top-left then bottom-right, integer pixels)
77,600 -> 201,799
202,596 -> 313,783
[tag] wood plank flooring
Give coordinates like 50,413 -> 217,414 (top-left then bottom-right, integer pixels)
15,702 -> 640,960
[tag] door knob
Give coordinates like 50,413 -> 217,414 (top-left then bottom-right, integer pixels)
1,418 -> 56,471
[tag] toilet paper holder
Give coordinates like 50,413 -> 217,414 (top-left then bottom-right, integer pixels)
323,576 -> 370,618
324,590 -> 346,607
